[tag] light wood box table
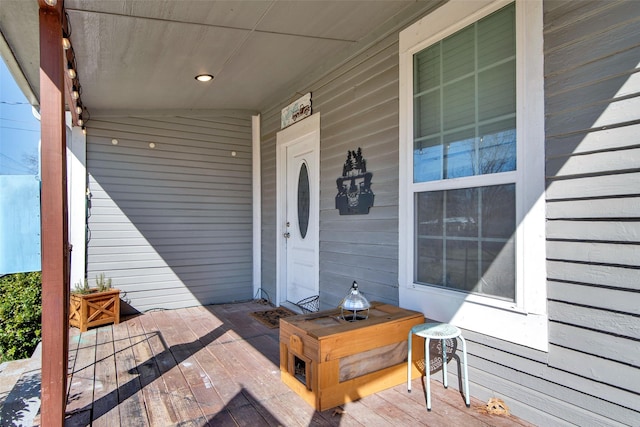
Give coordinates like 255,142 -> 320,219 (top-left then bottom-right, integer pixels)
279,302 -> 425,411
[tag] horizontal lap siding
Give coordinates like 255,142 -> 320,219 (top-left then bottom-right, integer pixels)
86,115 -> 253,312
257,2 -> 640,425
543,0 -> 640,424
467,2 -> 640,425
260,34 -> 401,310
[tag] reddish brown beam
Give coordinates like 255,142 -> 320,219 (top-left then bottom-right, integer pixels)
39,1 -> 70,426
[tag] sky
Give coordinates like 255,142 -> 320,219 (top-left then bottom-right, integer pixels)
0,56 -> 42,274
0,57 -> 40,176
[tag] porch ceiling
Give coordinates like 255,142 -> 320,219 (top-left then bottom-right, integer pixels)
1,0 -> 443,115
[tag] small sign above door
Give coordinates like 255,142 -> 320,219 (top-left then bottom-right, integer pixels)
281,93 -> 312,129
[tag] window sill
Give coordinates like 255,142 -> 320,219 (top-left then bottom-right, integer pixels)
400,283 -> 549,351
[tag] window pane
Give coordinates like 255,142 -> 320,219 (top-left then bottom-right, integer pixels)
414,137 -> 443,182
443,129 -> 476,179
414,45 -> 440,94
416,190 -> 444,236
415,184 -> 515,300
414,92 -> 440,139
416,238 -> 444,286
447,240 -> 479,292
412,2 -> 516,184
478,118 -> 516,174
442,26 -> 474,82
482,184 -> 515,238
445,187 -> 478,238
415,191 -> 445,284
481,240 -> 515,300
478,60 -> 515,122
477,3 -> 515,68
443,76 -> 475,131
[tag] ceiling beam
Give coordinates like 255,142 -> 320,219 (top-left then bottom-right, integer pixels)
0,32 -> 39,107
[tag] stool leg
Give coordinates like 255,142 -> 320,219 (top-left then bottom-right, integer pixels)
442,338 -> 448,389
425,337 -> 431,411
459,335 -> 470,407
407,331 -> 413,392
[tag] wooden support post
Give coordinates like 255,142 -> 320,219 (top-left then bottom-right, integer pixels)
39,1 -> 70,425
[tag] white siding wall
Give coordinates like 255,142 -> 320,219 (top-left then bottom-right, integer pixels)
86,114 -> 253,312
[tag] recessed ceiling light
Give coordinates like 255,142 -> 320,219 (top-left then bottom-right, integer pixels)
195,74 -> 214,82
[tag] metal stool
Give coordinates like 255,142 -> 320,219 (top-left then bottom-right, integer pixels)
407,323 -> 470,411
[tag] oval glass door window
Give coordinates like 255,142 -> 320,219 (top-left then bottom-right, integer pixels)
297,162 -> 310,239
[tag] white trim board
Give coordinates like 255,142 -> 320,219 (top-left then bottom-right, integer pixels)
275,113 -> 320,306
398,0 -> 548,351
252,114 -> 262,299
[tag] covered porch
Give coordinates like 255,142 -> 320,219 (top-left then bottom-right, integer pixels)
60,301 -> 531,426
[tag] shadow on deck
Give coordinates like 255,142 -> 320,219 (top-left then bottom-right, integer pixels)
60,301 -> 535,426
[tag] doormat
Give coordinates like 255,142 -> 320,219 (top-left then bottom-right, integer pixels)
249,307 -> 297,329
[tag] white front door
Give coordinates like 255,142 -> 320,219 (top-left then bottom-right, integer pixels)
276,113 -> 320,306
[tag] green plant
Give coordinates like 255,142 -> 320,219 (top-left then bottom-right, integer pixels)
95,273 -> 112,292
72,273 -> 113,294
73,278 -> 91,294
0,272 -> 42,362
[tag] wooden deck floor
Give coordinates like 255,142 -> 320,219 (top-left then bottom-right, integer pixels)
63,301 -> 534,426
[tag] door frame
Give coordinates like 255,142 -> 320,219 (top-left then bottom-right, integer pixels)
276,113 -> 320,307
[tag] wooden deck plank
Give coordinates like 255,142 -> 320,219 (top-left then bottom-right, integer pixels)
403,377 -> 477,424
111,320 -> 149,426
206,409 -> 241,426
125,316 -> 180,427
246,334 -> 281,367
65,327 -> 97,423
339,396 -> 407,426
226,399 -> 271,426
182,303 -> 254,410
356,390 -> 429,425
65,302 -> 536,426
158,309 -> 211,385
377,384 -> 437,424
248,389 -> 340,427
181,306 -> 226,340
142,310 -> 209,424
67,327 -> 81,382
136,312 -> 180,378
91,326 -> 120,426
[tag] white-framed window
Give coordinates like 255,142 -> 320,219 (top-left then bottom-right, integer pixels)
399,0 -> 548,351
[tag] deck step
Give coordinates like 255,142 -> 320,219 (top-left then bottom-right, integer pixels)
0,344 -> 42,426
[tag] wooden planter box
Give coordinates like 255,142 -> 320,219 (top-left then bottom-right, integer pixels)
279,302 -> 425,411
69,289 -> 120,332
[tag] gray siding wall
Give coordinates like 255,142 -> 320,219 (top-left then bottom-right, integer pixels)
86,114 -> 253,312
542,0 -> 640,424
260,33 -> 401,309
260,1 -> 640,425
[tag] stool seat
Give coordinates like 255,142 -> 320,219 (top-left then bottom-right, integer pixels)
407,322 -> 470,411
411,323 -> 461,339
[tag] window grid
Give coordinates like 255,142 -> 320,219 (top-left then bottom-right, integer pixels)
412,3 -> 516,301
413,42 -> 517,179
